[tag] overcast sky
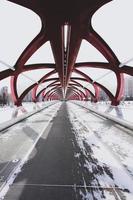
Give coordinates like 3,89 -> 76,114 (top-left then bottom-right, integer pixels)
0,0 -> 133,95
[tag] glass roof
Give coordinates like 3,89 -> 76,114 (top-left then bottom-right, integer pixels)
0,61 -> 9,72
72,85 -> 85,94
36,81 -> 56,96
77,68 -> 117,96
92,0 -> 133,65
44,86 -> 56,95
17,69 -> 53,96
0,0 -> 41,68
0,0 -> 133,101
48,73 -> 58,79
26,42 -> 55,64
72,79 -> 95,95
97,71 -> 117,96
76,39 -> 107,62
71,72 -> 85,79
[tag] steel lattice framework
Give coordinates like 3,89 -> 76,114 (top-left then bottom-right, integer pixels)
1,0 -> 133,106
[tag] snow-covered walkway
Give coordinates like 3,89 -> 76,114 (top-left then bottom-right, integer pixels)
0,101 -> 133,199
67,102 -> 133,199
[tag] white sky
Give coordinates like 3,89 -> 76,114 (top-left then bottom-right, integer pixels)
0,0 -> 133,95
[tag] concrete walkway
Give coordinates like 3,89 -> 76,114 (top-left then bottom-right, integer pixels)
4,103 -> 76,200
3,102 -> 132,200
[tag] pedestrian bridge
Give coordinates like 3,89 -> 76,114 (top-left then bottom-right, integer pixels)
0,0 -> 133,199
0,101 -> 133,200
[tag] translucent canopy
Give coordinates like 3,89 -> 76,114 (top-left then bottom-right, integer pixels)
98,71 -> 117,96
17,69 -> 53,96
44,86 -> 56,95
71,85 -> 85,94
26,42 -> 55,65
71,72 -> 84,79
72,79 -> 95,95
36,80 -> 56,96
0,0 -> 132,102
77,68 -> 117,96
0,0 -> 41,68
76,39 -> 107,62
0,61 -> 10,72
92,0 -> 133,66
48,73 -> 58,79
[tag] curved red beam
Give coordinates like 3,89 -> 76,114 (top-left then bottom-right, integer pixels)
23,64 -> 55,70
4,0 -> 132,106
11,69 -> 56,106
114,72 -> 124,105
68,94 -> 80,100
48,92 -> 59,100
121,66 -> 133,76
67,88 -> 84,100
67,90 -> 81,100
15,29 -> 47,70
36,80 -> 60,100
84,27 -> 120,66
47,91 -> 60,101
70,79 -> 96,100
43,86 -> 62,100
46,89 -> 62,101
0,69 -> 14,81
73,69 -> 99,96
67,86 -> 87,100
74,62 -> 111,69
74,68 -> 119,104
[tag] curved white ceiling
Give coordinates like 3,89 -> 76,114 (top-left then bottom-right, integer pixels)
92,0 -> 133,66
36,80 -> 56,96
77,67 -> 117,96
17,69 -> 53,96
26,41 -> 55,64
0,1 -> 41,69
76,39 -> 107,63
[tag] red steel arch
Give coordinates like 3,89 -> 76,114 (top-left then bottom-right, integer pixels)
0,0 -> 132,105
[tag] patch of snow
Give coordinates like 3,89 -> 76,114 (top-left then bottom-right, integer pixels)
77,100 -> 133,123
67,102 -> 133,199
0,101 -> 57,124
0,102 -> 61,199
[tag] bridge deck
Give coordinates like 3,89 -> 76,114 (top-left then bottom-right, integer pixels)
2,102 -> 133,200
4,103 -> 76,200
